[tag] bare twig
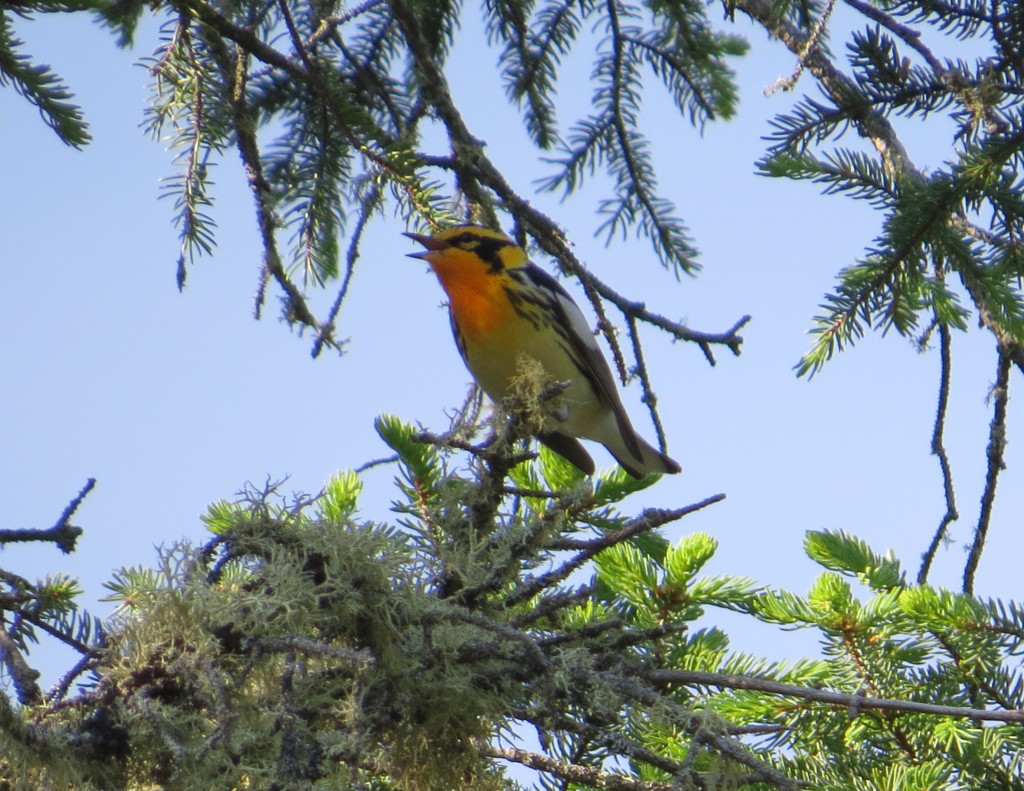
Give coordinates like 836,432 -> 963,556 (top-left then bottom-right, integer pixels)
625,312 -> 669,451
963,346 -> 1011,595
0,478 -> 95,554
311,182 -> 381,358
919,322 -> 959,584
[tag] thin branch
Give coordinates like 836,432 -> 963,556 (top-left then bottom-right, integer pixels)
47,650 -> 102,704
931,630 -> 1017,712
0,478 -> 95,554
0,628 -> 42,705
625,312 -> 669,451
645,667 -> 1024,723
508,705 -> 712,788
963,345 -> 1012,595
304,0 -> 388,49
842,0 -> 1007,134
18,612 -> 94,656
545,494 -> 725,552
311,181 -> 382,358
507,494 -> 725,606
764,0 -> 838,95
469,157 -> 752,360
277,0 -> 315,71
486,745 -> 675,791
919,321 -> 959,584
222,40 -> 336,344
603,671 -> 807,789
842,0 -> 946,74
355,454 -> 400,474
503,485 -> 560,499
509,585 -> 596,628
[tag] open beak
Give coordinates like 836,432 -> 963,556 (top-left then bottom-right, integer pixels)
404,231 -> 449,260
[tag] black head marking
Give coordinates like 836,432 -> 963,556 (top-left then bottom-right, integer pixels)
449,231 -> 516,273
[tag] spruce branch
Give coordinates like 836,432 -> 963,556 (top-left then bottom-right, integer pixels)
841,0 -> 1007,135
17,610 -> 94,656
506,495 -> 725,607
603,671 -> 807,790
596,0 -> 699,276
509,585 -> 597,629
0,16 -> 91,147
645,668 -> 1024,723
731,0 -> 915,178
507,704 -> 715,789
47,650 -> 102,704
929,629 -> 1018,713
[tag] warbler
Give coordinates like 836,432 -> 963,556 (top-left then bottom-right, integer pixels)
406,225 -> 681,479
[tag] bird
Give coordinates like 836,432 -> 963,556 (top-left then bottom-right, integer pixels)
405,224 -> 681,479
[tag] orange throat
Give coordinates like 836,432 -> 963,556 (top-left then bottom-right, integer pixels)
430,254 -> 514,343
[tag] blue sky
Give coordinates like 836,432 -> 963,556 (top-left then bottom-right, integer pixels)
3,6 -> 1021,688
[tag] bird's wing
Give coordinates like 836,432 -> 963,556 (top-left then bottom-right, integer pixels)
518,264 -> 643,463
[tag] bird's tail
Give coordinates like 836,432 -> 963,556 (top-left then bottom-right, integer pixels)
606,431 -> 681,479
